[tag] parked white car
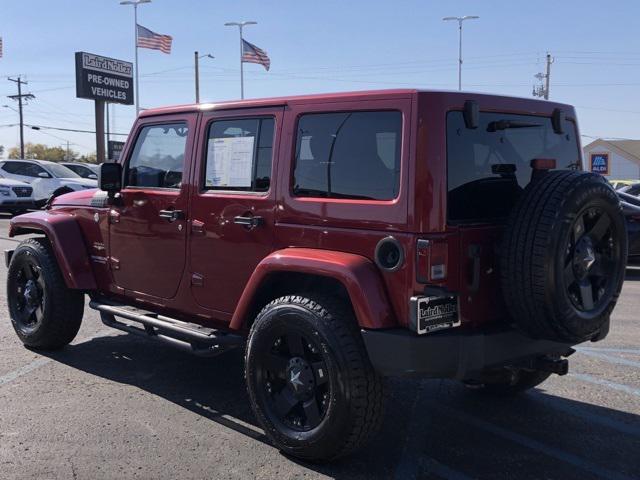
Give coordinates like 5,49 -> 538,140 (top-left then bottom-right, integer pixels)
0,174 -> 36,214
0,159 -> 97,207
61,162 -> 99,180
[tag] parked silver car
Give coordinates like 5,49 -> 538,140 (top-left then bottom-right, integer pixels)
0,173 -> 36,214
0,159 -> 97,207
61,162 -> 99,180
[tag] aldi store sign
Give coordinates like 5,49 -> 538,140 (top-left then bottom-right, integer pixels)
75,52 -> 134,105
590,153 -> 609,175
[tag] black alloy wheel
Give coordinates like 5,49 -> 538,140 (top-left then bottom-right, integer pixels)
257,329 -> 330,431
7,238 -> 84,349
8,255 -> 46,334
564,207 -> 620,312
245,294 -> 383,461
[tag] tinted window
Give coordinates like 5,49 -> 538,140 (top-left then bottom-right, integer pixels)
2,162 -> 47,177
447,111 -> 580,222
127,123 -> 188,188
293,111 -> 402,200
204,117 -> 274,192
46,163 -> 80,178
66,164 -> 94,178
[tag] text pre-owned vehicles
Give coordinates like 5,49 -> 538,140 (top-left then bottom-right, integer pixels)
0,173 -> 35,214
0,159 -> 97,207
61,162 -> 99,180
5,90 -> 627,461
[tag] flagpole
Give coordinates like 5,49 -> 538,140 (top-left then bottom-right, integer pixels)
120,0 -> 150,115
225,21 -> 257,100
134,3 -> 140,113
239,25 -> 244,100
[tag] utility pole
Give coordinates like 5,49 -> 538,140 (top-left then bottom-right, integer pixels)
7,76 -> 35,159
194,51 -> 214,103
533,52 -> 554,100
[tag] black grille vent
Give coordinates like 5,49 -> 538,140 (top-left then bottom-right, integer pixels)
12,186 -> 32,198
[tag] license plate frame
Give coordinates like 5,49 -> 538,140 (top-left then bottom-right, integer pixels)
410,295 -> 460,335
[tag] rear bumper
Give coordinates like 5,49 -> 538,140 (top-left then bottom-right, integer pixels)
361,327 -> 574,379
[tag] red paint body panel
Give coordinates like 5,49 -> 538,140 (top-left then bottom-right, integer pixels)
7,89 -> 582,335
9,210 -> 96,290
230,248 -> 395,330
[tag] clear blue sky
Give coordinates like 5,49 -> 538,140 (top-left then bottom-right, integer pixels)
1,0 -> 639,156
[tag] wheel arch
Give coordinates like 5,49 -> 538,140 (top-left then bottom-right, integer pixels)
230,248 -> 396,331
9,211 -> 96,290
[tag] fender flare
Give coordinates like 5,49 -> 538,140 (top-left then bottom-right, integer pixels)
9,211 -> 96,290
230,248 -> 395,330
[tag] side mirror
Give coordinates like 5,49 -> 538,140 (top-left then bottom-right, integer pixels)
88,173 -> 98,180
38,171 -> 51,178
99,162 -> 122,193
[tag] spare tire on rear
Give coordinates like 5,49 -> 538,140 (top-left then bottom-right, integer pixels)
500,170 -> 626,343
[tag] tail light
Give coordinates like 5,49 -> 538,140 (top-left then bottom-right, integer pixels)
416,239 -> 448,283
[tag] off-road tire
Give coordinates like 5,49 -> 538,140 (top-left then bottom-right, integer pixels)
501,170 -> 626,343
7,237 -> 84,349
471,370 -> 551,396
245,294 -> 383,462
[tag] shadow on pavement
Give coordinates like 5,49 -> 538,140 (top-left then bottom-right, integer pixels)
44,333 -> 640,480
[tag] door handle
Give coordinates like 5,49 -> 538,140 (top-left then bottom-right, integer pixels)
233,215 -> 264,230
159,209 -> 185,222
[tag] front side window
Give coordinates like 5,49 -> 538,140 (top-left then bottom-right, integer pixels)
447,111 -> 580,222
293,111 -> 402,200
204,117 -> 274,192
127,123 -> 188,188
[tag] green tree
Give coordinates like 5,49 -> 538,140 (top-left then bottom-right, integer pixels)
8,143 -> 79,161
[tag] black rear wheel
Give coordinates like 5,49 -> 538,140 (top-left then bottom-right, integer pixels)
245,294 -> 383,461
7,238 -> 84,349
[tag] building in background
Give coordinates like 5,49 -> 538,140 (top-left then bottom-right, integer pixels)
583,139 -> 640,181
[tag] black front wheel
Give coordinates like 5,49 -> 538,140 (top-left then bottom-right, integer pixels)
245,294 -> 383,461
7,238 -> 84,349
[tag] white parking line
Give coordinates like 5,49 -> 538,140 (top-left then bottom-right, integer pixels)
437,405 -> 637,480
579,346 -> 640,355
576,349 -> 640,368
0,357 -> 51,387
571,373 -> 640,397
394,381 -> 475,480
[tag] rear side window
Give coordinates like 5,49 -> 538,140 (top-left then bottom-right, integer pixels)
293,111 -> 402,200
447,111 -> 580,222
204,117 -> 274,192
127,123 -> 188,189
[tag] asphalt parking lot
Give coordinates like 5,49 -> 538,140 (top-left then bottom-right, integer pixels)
0,214 -> 638,480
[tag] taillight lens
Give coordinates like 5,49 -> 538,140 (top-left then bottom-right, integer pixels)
417,239 -> 448,283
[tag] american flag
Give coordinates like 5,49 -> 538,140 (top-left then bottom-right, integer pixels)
242,39 -> 270,71
136,24 -> 172,54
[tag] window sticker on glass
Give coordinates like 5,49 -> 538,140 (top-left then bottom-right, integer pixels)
206,136 -> 255,187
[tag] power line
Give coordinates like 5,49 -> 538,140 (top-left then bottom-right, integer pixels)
24,123 -> 128,136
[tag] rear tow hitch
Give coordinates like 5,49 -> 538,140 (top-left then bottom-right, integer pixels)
534,356 -> 569,376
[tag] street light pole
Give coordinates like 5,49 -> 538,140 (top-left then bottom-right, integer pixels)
194,52 -> 214,103
224,21 -> 257,99
120,0 -> 151,114
443,15 -> 479,91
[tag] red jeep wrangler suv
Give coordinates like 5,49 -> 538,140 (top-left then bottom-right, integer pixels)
5,90 -> 627,461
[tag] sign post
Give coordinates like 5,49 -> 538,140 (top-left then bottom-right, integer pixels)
75,52 -> 134,162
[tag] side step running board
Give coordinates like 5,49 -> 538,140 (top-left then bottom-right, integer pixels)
89,300 -> 245,357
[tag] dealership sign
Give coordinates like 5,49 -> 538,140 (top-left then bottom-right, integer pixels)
108,141 -> 126,161
75,52 -> 134,105
590,152 -> 609,175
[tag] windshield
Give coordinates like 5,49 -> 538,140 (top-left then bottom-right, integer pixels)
46,163 -> 81,178
446,111 -> 581,223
